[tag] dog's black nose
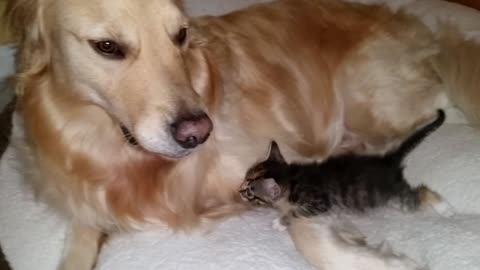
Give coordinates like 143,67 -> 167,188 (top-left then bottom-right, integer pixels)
170,113 -> 213,149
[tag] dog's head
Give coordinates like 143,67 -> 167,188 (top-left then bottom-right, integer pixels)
6,0 -> 212,158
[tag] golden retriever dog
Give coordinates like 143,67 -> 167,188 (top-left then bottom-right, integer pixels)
4,0 -> 480,269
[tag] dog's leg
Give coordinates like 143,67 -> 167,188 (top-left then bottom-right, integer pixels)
57,223 -> 104,270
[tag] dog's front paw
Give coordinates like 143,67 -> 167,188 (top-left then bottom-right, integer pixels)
272,218 -> 287,232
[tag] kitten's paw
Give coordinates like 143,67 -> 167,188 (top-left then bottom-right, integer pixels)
432,200 -> 456,217
387,255 -> 428,270
272,218 -> 287,232
375,241 -> 427,270
380,245 -> 427,270
417,186 -> 455,217
378,241 -> 395,255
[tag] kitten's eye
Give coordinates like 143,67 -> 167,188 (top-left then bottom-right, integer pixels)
175,27 -> 188,46
90,40 -> 125,59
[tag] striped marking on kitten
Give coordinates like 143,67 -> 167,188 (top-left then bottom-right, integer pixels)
239,110 -> 453,221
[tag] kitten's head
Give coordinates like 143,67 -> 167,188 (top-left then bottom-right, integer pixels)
240,141 -> 289,206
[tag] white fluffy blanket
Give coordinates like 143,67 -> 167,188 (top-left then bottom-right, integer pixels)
1,1 -> 480,270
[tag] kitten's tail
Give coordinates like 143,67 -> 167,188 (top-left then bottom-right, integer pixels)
386,110 -> 445,165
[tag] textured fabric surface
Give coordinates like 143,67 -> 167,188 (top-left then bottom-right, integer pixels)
1,0 -> 480,269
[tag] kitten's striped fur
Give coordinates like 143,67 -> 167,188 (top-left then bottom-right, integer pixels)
239,110 -> 451,220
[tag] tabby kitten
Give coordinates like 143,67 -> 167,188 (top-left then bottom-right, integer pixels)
240,110 -> 452,227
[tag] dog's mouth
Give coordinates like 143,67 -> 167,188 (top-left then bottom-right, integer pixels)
118,124 -> 192,159
120,125 -> 139,146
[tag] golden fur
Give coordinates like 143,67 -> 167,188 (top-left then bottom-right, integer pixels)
5,0 -> 480,269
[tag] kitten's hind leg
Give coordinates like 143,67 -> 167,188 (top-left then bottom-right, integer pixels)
416,185 -> 455,217
331,221 -> 367,246
288,216 -> 425,270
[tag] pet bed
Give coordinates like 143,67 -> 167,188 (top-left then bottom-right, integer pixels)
1,0 -> 480,269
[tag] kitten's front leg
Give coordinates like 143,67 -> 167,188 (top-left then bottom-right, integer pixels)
272,213 -> 293,232
272,217 -> 288,232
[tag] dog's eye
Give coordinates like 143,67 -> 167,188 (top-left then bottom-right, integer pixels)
90,40 -> 125,59
175,27 -> 188,46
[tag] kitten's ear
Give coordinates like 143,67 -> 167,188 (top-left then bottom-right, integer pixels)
264,178 -> 282,199
267,141 -> 286,163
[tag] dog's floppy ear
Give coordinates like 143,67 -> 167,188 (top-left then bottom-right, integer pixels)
5,0 -> 51,95
5,0 -> 40,43
173,0 -> 185,11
